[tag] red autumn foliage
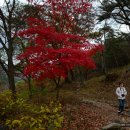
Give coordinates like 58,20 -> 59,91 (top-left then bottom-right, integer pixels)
47,0 -> 91,29
26,0 -> 92,34
17,17 -> 103,80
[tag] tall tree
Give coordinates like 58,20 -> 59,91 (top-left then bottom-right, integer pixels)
0,0 -> 19,94
0,0 -> 45,95
17,0 -> 97,85
98,0 -> 130,27
17,19 -> 102,99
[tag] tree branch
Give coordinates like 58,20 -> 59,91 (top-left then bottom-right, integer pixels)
0,37 -> 8,51
0,59 -> 8,74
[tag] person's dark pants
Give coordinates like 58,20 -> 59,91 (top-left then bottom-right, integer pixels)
118,99 -> 125,113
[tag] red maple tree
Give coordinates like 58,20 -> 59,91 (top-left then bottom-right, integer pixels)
17,0 -> 103,98
18,18 -> 102,97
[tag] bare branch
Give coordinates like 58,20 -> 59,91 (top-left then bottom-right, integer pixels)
0,37 -> 8,51
0,59 -> 8,74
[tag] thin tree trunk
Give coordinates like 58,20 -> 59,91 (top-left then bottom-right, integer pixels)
101,51 -> 107,75
102,20 -> 107,75
54,77 -> 61,100
70,69 -> 75,81
113,52 -> 119,67
27,76 -> 32,98
56,85 -> 60,100
78,66 -> 85,87
8,51 -> 16,94
8,71 -> 15,94
65,71 -> 72,83
40,81 -> 45,90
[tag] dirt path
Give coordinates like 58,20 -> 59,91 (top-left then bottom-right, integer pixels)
62,99 -> 130,130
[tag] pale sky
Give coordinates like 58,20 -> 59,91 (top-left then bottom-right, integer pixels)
0,0 -> 27,6
0,0 -> 129,33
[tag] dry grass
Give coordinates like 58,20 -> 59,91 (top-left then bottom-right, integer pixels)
14,64 -> 130,106
59,64 -> 130,105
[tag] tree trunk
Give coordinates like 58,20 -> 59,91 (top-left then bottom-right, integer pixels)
78,66 -> 85,87
113,52 -> 119,67
56,85 -> 60,100
101,20 -> 107,75
7,44 -> 16,96
40,81 -> 45,90
70,69 -> 75,81
65,71 -> 72,83
27,76 -> 32,98
101,51 -> 107,75
8,59 -> 16,96
54,77 -> 61,100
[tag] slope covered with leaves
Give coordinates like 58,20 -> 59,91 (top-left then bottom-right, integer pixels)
60,64 -> 130,130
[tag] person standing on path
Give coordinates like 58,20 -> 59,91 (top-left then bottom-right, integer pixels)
116,82 -> 127,114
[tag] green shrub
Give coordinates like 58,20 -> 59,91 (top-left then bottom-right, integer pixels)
0,90 -> 63,130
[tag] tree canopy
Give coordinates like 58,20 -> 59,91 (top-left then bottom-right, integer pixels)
18,18 -> 102,81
